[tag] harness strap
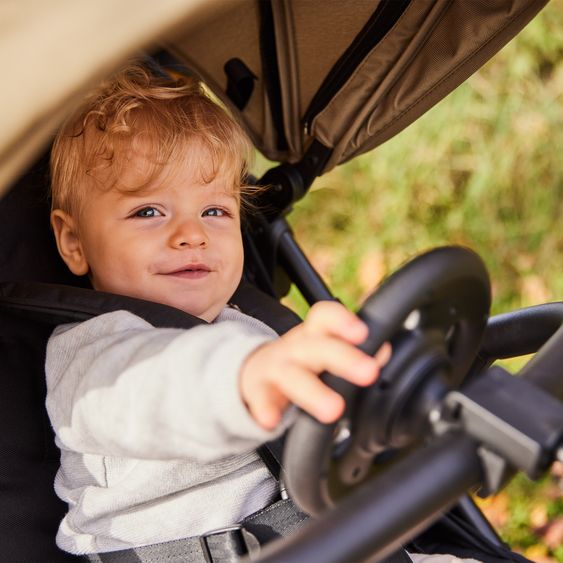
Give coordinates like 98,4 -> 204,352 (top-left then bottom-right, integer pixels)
256,436 -> 285,483
85,498 -> 308,563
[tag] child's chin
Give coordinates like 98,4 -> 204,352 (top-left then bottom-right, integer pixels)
166,299 -> 218,322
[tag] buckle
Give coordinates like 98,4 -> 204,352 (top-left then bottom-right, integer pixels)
200,525 -> 260,562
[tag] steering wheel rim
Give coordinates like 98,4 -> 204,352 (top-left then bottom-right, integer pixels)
283,246 -> 491,516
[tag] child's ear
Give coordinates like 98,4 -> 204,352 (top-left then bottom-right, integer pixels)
50,210 -> 89,276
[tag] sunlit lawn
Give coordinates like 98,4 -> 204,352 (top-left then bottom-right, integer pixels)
263,3 -> 562,561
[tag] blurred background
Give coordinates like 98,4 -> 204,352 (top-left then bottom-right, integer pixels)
257,2 -> 562,561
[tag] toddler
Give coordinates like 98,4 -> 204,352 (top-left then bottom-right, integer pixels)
46,61 -> 389,556
47,61 -> 482,563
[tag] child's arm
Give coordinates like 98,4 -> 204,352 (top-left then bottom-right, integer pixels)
46,310 -> 280,462
46,304 -> 388,461
240,301 -> 391,430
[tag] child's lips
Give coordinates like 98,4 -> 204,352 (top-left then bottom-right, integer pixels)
163,263 -> 212,280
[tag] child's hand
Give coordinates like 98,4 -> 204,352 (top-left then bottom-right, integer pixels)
240,301 -> 391,430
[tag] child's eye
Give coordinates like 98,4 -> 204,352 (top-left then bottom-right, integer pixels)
203,207 -> 229,217
132,207 -> 163,218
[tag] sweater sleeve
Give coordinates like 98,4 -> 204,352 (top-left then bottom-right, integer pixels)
45,310 -> 283,462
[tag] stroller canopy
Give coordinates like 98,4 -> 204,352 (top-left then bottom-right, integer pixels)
0,0 -> 547,198
165,0 -> 547,171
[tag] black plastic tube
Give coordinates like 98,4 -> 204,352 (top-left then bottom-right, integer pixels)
480,302 -> 563,362
272,219 -> 334,304
254,433 -> 483,563
476,302 -> 563,401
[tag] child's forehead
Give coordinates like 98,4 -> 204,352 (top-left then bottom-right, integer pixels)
96,137 -> 240,198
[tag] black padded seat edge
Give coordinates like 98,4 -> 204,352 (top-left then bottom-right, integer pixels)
0,280 -> 301,334
0,281 -> 205,329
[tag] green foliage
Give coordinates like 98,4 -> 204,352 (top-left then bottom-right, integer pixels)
287,0 -> 562,316
498,472 -> 563,561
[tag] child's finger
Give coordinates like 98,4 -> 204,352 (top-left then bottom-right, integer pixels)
374,341 -> 392,367
245,383 -> 288,431
275,365 -> 346,424
287,334 -> 382,386
304,301 -> 369,345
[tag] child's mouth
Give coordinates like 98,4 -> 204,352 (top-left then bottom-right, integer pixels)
165,264 -> 211,279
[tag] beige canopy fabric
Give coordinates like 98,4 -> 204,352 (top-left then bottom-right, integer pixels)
0,0 -> 548,199
0,0 -> 227,199
167,0 -> 548,173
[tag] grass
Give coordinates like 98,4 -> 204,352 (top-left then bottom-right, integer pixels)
257,2 -> 563,561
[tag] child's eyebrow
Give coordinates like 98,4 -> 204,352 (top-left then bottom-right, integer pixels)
112,186 -> 162,201
110,187 -> 240,206
215,191 -> 238,202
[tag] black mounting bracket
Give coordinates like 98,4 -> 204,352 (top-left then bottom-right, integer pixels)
255,140 -> 332,220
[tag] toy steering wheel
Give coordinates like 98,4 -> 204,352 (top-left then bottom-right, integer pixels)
283,246 -> 491,516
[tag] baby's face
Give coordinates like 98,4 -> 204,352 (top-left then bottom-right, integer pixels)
72,147 -> 244,321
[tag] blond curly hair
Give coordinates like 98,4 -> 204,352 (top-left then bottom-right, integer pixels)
50,61 -> 255,219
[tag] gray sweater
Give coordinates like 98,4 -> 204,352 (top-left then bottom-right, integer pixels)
46,307 -> 285,555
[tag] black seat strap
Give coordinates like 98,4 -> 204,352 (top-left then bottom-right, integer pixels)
256,434 -> 286,484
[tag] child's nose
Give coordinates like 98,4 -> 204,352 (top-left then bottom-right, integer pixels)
169,219 -> 208,249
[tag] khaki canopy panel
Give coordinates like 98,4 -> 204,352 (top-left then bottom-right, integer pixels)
167,0 -> 548,173
0,0 -> 228,199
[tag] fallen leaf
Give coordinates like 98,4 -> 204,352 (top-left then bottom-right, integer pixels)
539,517 -> 563,550
523,544 -> 553,563
531,504 -> 549,528
475,492 -> 509,528
520,275 -> 550,303
551,461 -> 563,479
